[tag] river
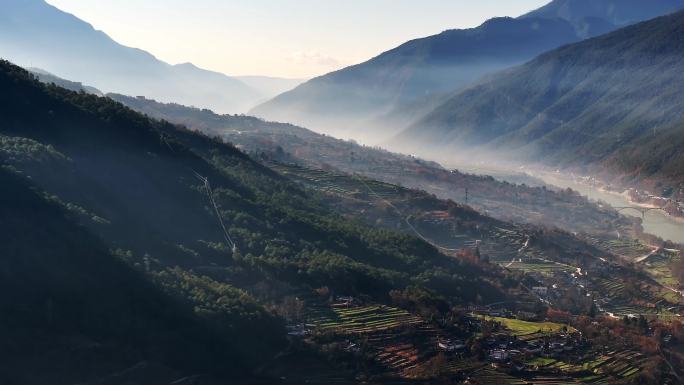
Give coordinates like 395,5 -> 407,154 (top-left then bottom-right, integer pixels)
447,162 -> 684,244
531,172 -> 684,244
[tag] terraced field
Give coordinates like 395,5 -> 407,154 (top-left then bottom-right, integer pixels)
522,377 -> 578,385
314,305 -> 424,335
577,350 -> 646,384
269,163 -> 407,200
642,250 -> 683,303
583,236 -> 653,261
298,300 -> 646,384
515,350 -> 645,384
592,278 -> 626,298
502,258 -> 575,275
600,301 -> 679,319
470,367 -> 528,384
645,256 -> 679,288
590,276 -> 681,318
476,227 -> 529,264
367,324 -> 440,378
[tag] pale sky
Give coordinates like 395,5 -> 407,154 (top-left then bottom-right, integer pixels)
45,0 -> 550,79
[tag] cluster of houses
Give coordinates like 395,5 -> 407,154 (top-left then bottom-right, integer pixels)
286,323 -> 313,337
628,188 -> 684,217
423,210 -> 453,226
437,338 -> 466,353
484,332 -> 584,367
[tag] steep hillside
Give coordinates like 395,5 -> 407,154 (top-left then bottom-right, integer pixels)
0,0 -> 261,113
0,60 -> 512,383
0,167 -> 259,384
251,17 -> 581,142
110,93 -> 632,237
524,0 -> 684,29
29,67 -> 103,95
251,0 -> 684,142
400,11 -> 684,193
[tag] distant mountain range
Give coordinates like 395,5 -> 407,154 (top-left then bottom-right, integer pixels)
0,0 -> 301,113
236,76 -> 306,104
251,0 -> 684,143
397,10 -> 684,191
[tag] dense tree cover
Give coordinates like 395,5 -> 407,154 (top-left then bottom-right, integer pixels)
0,167 -> 256,384
0,60 -> 506,383
110,93 -> 633,237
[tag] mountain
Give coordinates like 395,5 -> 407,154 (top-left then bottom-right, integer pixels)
29,67 -> 103,95
250,17 -> 581,142
236,76 -> 306,103
0,167 -> 258,385
0,60 -> 514,383
399,11 -> 684,193
2,61 -> 679,385
523,0 -> 684,29
251,0 -> 684,143
109,93 -> 633,238
0,0 -> 263,113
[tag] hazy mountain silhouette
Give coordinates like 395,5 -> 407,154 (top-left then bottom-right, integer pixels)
399,11 -> 684,188
251,0 -> 684,143
236,76 -> 306,104
29,67 -> 103,95
0,0 -> 293,113
523,0 -> 684,29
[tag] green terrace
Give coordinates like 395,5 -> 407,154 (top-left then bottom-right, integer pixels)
482,316 -> 573,337
582,236 -> 654,262
590,276 -> 681,318
641,249 -> 683,304
312,305 -> 423,335
502,258 -> 576,275
268,163 -> 407,200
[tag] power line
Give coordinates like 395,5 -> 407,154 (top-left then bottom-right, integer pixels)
192,170 -> 238,254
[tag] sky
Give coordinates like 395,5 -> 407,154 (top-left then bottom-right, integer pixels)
45,0 -> 550,79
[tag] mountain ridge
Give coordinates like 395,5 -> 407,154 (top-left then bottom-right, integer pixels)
398,10 -> 684,194
251,0 -> 684,143
0,0 -> 295,113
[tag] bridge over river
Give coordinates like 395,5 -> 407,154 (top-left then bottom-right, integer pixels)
614,206 -> 669,218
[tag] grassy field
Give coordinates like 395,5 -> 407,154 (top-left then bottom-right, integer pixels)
483,316 -> 573,336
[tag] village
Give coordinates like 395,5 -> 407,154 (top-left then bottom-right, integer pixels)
279,291 -> 663,384
627,188 -> 684,218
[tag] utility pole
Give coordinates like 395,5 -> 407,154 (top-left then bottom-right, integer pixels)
465,188 -> 469,205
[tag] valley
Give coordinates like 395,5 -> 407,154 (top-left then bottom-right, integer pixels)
2,0 -> 684,384
19,69 -> 681,384
109,93 -> 636,240
530,171 -> 684,245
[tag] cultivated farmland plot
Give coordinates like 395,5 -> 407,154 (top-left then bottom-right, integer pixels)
314,305 -> 424,335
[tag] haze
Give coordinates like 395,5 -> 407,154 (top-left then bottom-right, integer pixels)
45,0 -> 549,78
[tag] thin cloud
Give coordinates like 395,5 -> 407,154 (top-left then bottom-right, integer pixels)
285,50 -> 344,68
